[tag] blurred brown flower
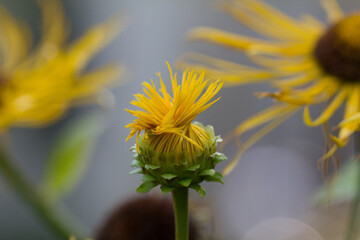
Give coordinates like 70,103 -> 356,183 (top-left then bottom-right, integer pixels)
97,195 -> 199,240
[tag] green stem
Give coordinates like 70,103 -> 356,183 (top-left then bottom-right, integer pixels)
0,144 -> 83,239
345,132 -> 360,240
172,187 -> 189,240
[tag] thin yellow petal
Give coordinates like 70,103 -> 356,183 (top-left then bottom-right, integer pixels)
66,14 -> 125,72
304,89 -> 348,126
235,104 -> 297,134
187,27 -> 269,50
221,0 -> 307,40
223,107 -> 297,176
338,87 -> 360,141
0,7 -> 31,69
320,0 -> 344,23
37,0 -> 66,47
318,144 -> 338,163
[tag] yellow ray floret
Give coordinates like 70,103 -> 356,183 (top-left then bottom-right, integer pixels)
126,63 -> 222,157
0,0 -> 124,130
178,0 -> 360,175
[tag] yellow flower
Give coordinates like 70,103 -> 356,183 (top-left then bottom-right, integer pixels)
126,63 -> 226,196
0,0 -> 123,129
126,62 -> 222,158
178,0 -> 360,175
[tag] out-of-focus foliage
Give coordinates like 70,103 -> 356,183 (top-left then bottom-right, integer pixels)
41,112 -> 106,202
314,160 -> 359,205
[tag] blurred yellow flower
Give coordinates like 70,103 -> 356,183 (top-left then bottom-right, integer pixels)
0,0 -> 123,129
126,62 -> 222,158
178,0 -> 360,174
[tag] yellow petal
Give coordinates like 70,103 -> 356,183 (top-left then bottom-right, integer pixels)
66,14 -> 126,72
223,106 -> 298,176
304,89 -> 348,127
318,144 -> 338,163
320,0 -> 344,23
37,0 -> 66,47
187,27 -> 269,50
338,87 -> 360,141
0,7 -> 31,69
221,0 -> 308,40
235,104 -> 297,134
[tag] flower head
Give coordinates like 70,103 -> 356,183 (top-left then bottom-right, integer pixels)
178,0 -> 360,174
126,62 -> 222,155
0,0 -> 123,129
126,63 -> 226,196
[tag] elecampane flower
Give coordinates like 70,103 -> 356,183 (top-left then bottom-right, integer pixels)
178,0 -> 360,174
126,63 -> 226,195
126,63 -> 223,158
0,0 -> 123,129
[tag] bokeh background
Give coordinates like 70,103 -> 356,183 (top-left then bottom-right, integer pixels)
0,0 -> 359,239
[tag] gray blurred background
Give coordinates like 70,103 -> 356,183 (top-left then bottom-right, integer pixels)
0,0 -> 358,239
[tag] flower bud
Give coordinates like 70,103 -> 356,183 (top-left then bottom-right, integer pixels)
126,63 -> 226,196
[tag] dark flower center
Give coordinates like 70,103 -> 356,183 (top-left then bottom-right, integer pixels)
314,13 -> 360,83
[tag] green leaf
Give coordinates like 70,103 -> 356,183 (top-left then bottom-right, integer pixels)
199,169 -> 215,176
136,182 -> 157,193
41,112 -> 104,201
142,174 -> 156,182
186,164 -> 200,171
160,185 -> 175,194
313,160 -> 359,205
179,179 -> 192,187
129,168 -> 143,175
190,184 -> 206,198
145,164 -> 160,170
161,173 -> 177,180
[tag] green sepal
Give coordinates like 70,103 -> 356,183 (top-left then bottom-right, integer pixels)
199,169 -> 215,176
190,184 -> 206,198
178,179 -> 192,187
131,122 -> 227,194
211,152 -> 227,164
131,159 -> 143,167
145,164 -> 160,170
205,172 -> 224,184
129,168 -> 143,175
186,164 -> 200,171
161,173 -> 178,180
213,172 -> 224,184
129,145 -> 137,152
136,182 -> 157,193
142,174 -> 156,182
215,136 -> 223,143
160,185 -> 175,194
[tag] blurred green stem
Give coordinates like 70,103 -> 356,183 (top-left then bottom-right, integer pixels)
0,143 -> 83,239
345,132 -> 360,240
172,187 -> 189,240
